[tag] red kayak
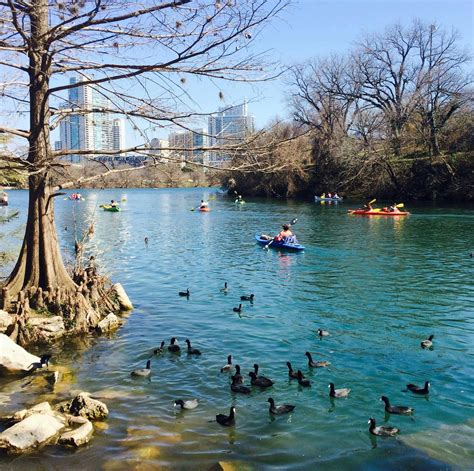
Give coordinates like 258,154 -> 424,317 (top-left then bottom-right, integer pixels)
348,209 -> 409,216
199,207 -> 210,212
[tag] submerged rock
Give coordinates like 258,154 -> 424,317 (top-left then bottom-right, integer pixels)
112,283 -> 133,311
0,411 -> 65,453
0,333 -> 41,374
96,313 -> 120,334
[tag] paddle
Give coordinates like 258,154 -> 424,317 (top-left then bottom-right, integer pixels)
263,217 -> 298,250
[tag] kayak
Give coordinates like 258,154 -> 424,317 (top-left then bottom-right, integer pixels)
199,207 -> 210,212
348,209 -> 409,216
255,235 -> 305,252
102,205 -> 121,212
314,196 -> 343,202
235,199 -> 246,204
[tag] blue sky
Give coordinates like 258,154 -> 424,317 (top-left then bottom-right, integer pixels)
125,0 -> 473,145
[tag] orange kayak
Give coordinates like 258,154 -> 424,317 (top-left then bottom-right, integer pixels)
199,207 -> 210,212
348,209 -> 409,216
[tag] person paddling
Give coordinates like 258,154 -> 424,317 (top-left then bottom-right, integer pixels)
262,224 -> 295,243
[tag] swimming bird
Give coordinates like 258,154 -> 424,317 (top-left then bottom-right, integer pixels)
231,375 -> 251,394
286,361 -> 300,379
368,418 -> 400,437
249,371 -> 274,388
131,360 -> 151,378
233,304 -> 242,313
216,406 -> 235,426
167,337 -> 181,353
174,399 -> 198,410
153,341 -> 165,355
407,381 -> 430,395
220,282 -> 229,293
185,339 -> 201,355
421,335 -> 434,349
40,354 -> 51,367
179,289 -> 190,297
144,237 -> 149,245
297,370 -> 311,387
233,364 -> 243,383
220,355 -> 234,373
305,351 -> 331,368
317,329 -> 330,337
328,382 -> 351,398
240,294 -> 254,301
380,396 -> 414,415
267,397 -> 295,415
253,363 -> 259,376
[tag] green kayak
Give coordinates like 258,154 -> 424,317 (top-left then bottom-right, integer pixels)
102,205 -> 121,212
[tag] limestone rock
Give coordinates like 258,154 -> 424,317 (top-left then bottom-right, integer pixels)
0,333 -> 41,374
0,412 -> 65,453
112,283 -> 133,311
0,310 -> 13,334
96,313 -> 120,334
59,416 -> 93,447
27,316 -> 65,339
9,401 -> 52,423
69,392 -> 109,420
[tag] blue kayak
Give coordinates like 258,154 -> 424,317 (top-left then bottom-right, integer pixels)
255,235 -> 305,252
314,196 -> 343,202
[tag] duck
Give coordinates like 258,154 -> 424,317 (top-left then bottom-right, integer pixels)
167,337 -> 181,353
131,360 -> 151,377
380,396 -> 414,415
220,355 -> 234,373
233,304 -> 242,313
267,397 -> 295,415
153,341 -> 165,355
174,399 -> 199,410
328,382 -> 351,398
421,335 -> 434,349
185,339 -> 201,355
297,370 -> 311,387
179,289 -> 190,297
231,375 -> 251,394
305,351 -> 331,368
407,381 -> 430,395
220,282 -> 229,293
216,406 -> 236,426
286,361 -> 300,379
240,294 -> 255,301
368,418 -> 400,437
233,364 -> 243,383
249,371 -> 274,388
317,329 -> 330,337
40,354 -> 52,367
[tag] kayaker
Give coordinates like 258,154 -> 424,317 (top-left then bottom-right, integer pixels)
333,193 -> 340,199
275,224 -> 293,242
110,199 -> 118,208
364,202 -> 373,211
327,192 -> 332,198
200,199 -> 208,208
320,192 -> 326,198
389,204 -> 401,213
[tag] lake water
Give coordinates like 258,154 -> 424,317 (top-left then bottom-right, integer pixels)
1,188 -> 473,470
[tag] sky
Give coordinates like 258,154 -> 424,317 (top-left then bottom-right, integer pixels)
124,0 -> 474,145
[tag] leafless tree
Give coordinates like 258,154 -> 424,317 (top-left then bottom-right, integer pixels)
0,0 -> 288,339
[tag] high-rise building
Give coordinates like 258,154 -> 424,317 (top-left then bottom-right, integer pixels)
207,99 -> 255,167
58,77 -> 125,163
168,129 -> 208,164
147,138 -> 170,161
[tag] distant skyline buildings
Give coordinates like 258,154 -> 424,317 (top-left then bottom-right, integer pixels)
57,77 -> 126,163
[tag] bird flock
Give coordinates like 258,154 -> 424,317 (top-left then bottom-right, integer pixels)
128,282 -> 435,437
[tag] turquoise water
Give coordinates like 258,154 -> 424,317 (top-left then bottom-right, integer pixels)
1,188 -> 473,470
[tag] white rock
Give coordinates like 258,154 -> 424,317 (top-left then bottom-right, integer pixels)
0,310 -> 13,334
112,283 -> 133,311
28,316 -> 65,338
0,412 -> 65,452
0,333 -> 40,374
59,417 -> 93,447
10,402 -> 52,423
96,313 -> 119,334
